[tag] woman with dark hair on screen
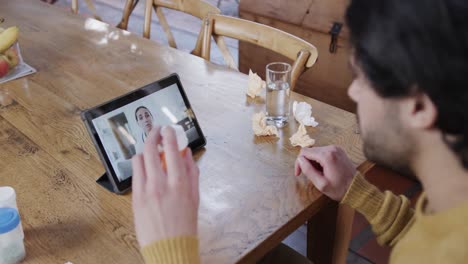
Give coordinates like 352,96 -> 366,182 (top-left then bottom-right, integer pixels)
134,106 -> 154,153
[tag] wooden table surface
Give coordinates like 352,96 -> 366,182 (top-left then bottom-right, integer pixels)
0,1 -> 365,263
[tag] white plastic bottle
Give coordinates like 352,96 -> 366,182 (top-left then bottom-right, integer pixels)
0,208 -> 26,264
0,187 -> 18,209
0,187 -> 23,237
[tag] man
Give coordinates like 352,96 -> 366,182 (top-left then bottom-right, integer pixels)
134,106 -> 154,153
131,0 -> 468,263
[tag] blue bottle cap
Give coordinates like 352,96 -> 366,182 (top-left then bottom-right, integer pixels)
0,208 -> 20,234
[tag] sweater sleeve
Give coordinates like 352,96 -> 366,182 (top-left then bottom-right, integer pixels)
141,236 -> 200,264
341,173 -> 415,246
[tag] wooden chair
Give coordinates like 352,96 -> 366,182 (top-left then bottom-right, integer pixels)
200,14 -> 318,90
117,0 -> 222,54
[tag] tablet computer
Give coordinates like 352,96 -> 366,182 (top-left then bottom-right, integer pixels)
81,73 -> 206,194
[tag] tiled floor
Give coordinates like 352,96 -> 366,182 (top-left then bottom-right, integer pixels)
52,1 -> 423,263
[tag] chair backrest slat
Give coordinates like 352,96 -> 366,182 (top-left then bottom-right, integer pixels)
155,0 -> 219,19
118,0 -> 224,54
144,0 -> 221,51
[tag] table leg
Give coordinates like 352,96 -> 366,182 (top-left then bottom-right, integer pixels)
307,201 -> 355,264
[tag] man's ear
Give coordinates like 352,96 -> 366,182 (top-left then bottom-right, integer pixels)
400,92 -> 438,129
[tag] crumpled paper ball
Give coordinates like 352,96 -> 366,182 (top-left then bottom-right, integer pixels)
290,124 -> 315,147
247,69 -> 266,98
292,101 -> 319,127
252,112 -> 279,137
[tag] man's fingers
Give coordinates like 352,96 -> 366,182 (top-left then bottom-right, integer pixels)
298,156 -> 328,191
143,126 -> 166,191
185,148 -> 198,180
299,147 -> 329,168
184,148 -> 200,202
132,154 -> 146,201
161,126 -> 185,187
294,158 -> 301,176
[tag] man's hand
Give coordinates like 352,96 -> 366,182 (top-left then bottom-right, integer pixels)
132,126 -> 200,247
295,146 -> 356,201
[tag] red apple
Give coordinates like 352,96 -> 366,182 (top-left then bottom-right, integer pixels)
4,47 -> 19,68
0,56 -> 9,78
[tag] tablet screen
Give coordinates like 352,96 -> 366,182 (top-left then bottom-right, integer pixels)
90,83 -> 202,182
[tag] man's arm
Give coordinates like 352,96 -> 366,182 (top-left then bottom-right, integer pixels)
141,237 -> 200,264
132,126 -> 201,264
296,146 -> 414,247
341,172 -> 414,246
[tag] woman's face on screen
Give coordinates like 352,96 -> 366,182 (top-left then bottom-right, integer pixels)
136,108 -> 153,134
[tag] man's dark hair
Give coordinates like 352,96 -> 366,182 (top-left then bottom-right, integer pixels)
346,0 -> 468,168
135,106 -> 153,121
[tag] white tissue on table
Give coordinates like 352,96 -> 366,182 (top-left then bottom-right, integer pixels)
292,101 -> 319,127
290,124 -> 316,147
247,69 -> 266,98
252,112 -> 279,137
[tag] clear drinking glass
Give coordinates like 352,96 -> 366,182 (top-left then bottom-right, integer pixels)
265,62 -> 291,127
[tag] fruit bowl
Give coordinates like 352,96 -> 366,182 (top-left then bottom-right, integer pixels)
0,27 -> 22,79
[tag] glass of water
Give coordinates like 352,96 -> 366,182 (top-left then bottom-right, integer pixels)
266,62 -> 291,127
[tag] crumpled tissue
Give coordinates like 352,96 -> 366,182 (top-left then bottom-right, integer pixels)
290,124 -> 316,147
292,101 -> 319,127
252,112 -> 279,137
247,69 -> 266,98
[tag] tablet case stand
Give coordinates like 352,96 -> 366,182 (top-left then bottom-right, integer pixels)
96,174 -> 116,193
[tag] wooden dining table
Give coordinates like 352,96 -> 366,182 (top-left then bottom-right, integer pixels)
0,1 -> 366,263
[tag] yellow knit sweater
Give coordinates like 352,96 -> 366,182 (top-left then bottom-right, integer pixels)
141,237 -> 200,264
141,173 -> 468,263
341,173 -> 468,263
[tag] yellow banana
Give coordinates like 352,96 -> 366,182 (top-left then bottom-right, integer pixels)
0,26 -> 19,53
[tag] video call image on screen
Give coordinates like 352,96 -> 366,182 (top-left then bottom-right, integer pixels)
92,84 -> 199,182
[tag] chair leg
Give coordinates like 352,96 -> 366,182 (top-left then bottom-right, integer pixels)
117,0 -> 135,30
143,0 -> 153,39
155,6 -> 177,48
71,0 -> 78,14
